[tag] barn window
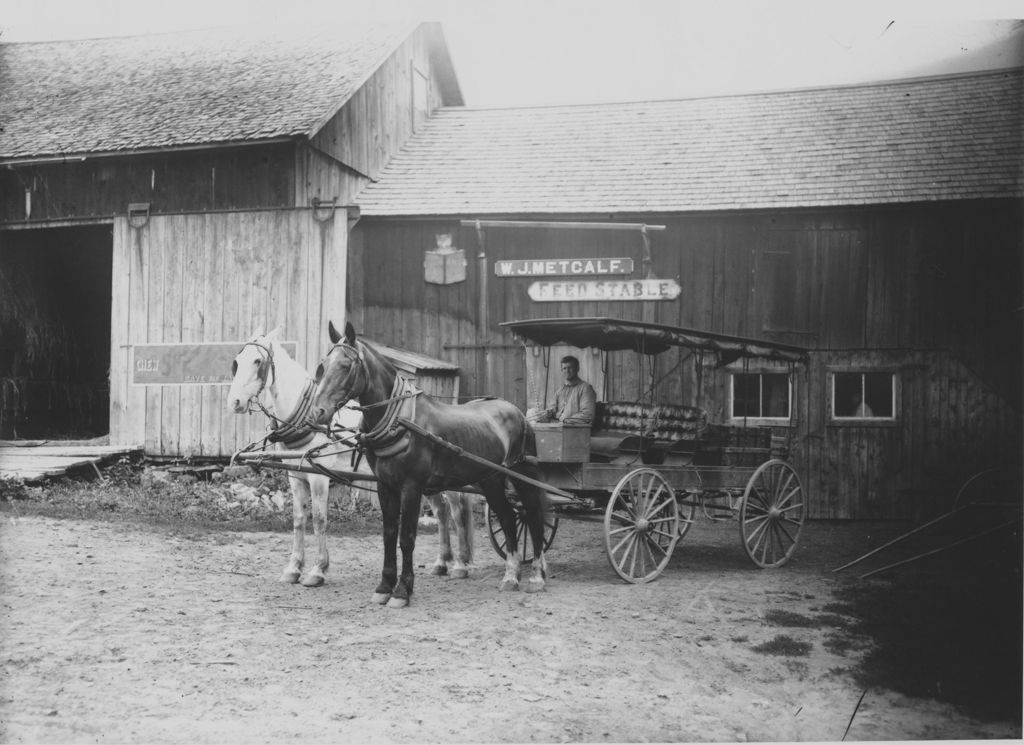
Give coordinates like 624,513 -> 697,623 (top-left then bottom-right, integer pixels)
831,371 -> 896,421
730,372 -> 791,421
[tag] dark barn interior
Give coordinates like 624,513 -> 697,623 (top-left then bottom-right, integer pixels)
0,225 -> 112,439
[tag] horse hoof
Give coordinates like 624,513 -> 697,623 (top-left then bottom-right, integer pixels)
280,571 -> 301,584
451,568 -> 469,579
301,574 -> 325,588
499,580 -> 519,592
386,596 -> 409,609
523,580 -> 546,594
429,565 -> 448,576
371,592 -> 391,605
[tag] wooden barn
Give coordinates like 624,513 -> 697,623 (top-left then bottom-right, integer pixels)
349,68 -> 1023,520
0,22 -> 462,455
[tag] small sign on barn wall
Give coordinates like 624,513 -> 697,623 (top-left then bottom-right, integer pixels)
131,342 -> 298,385
424,233 -> 466,285
494,257 -> 634,277
528,278 -> 681,302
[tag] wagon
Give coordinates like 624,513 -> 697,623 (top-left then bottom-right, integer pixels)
236,316 -> 810,585
485,316 -> 811,583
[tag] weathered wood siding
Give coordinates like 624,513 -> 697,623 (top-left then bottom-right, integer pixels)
301,25 -> 453,206
1,144 -> 296,222
352,200 -> 1021,518
110,208 -> 347,457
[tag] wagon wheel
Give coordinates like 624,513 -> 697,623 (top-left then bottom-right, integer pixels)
676,467 -> 700,540
739,459 -> 805,568
604,468 -> 681,584
485,503 -> 559,564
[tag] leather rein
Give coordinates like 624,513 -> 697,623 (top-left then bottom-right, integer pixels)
239,341 -> 318,447
317,341 -> 421,457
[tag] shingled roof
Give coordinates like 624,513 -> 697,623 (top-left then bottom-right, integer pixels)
0,22 -> 455,161
357,68 -> 1023,215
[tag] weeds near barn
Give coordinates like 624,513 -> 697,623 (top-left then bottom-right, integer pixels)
0,460 -> 380,535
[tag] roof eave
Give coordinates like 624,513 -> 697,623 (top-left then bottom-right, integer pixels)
0,136 -> 303,166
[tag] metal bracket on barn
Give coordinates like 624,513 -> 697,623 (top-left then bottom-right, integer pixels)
128,202 -> 150,229
310,197 -> 337,223
346,205 -> 361,232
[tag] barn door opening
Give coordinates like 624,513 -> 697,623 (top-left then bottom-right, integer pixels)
0,225 -> 113,439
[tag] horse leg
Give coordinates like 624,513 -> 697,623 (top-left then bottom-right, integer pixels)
446,491 -> 473,579
426,493 -> 452,576
300,474 -> 330,587
513,465 -> 549,594
373,484 -> 400,605
387,485 -> 423,609
482,479 -> 521,591
281,476 -> 309,583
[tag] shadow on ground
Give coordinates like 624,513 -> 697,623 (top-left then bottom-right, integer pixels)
832,524 -> 1022,722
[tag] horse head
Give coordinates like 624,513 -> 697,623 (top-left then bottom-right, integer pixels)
226,326 -> 281,413
310,320 -> 366,425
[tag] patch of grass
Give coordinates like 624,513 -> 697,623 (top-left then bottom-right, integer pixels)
822,632 -> 860,656
821,601 -> 857,616
763,608 -> 852,630
814,613 -> 852,629
783,659 -> 810,679
763,609 -> 819,628
751,634 -> 812,657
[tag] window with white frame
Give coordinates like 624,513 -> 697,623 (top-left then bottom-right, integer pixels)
731,372 -> 792,420
832,371 -> 895,420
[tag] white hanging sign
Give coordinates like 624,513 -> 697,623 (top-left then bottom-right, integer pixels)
527,279 -> 681,302
494,257 -> 634,277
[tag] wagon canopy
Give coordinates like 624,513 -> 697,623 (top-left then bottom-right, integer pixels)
502,317 -> 809,364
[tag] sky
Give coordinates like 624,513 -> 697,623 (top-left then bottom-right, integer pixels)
1,0 -> 1022,107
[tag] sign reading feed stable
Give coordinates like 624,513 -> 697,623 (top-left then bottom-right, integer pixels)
528,278 -> 682,302
132,342 -> 298,385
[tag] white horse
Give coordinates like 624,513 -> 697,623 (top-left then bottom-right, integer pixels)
226,328 -> 475,586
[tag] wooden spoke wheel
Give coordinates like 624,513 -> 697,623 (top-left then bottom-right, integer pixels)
676,468 -> 700,540
740,459 -> 805,568
604,468 -> 681,584
485,503 -> 559,564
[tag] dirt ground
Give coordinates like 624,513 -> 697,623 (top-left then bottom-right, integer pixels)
0,507 -> 1020,744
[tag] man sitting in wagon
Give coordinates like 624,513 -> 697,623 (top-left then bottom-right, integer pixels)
534,355 -> 597,425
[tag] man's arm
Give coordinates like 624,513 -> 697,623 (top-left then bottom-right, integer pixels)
562,383 -> 597,425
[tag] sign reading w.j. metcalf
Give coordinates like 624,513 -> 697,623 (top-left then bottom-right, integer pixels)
494,258 -> 634,277
528,279 -> 682,302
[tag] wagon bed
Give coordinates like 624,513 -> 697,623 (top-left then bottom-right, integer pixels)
491,316 -> 811,582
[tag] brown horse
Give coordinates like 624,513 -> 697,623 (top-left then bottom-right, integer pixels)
309,321 -> 549,608
227,327 -> 476,588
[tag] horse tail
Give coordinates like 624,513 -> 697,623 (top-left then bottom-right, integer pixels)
523,420 -> 537,458
458,492 -> 475,566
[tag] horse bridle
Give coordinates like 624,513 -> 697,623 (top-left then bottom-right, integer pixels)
316,341 -> 369,416
234,341 -> 276,411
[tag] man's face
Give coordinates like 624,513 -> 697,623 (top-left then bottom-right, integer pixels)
560,361 -> 578,382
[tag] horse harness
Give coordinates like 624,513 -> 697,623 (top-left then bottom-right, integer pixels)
356,375 -> 422,458
240,340 -> 319,450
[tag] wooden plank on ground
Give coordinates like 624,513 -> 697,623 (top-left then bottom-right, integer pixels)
0,444 -> 143,482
